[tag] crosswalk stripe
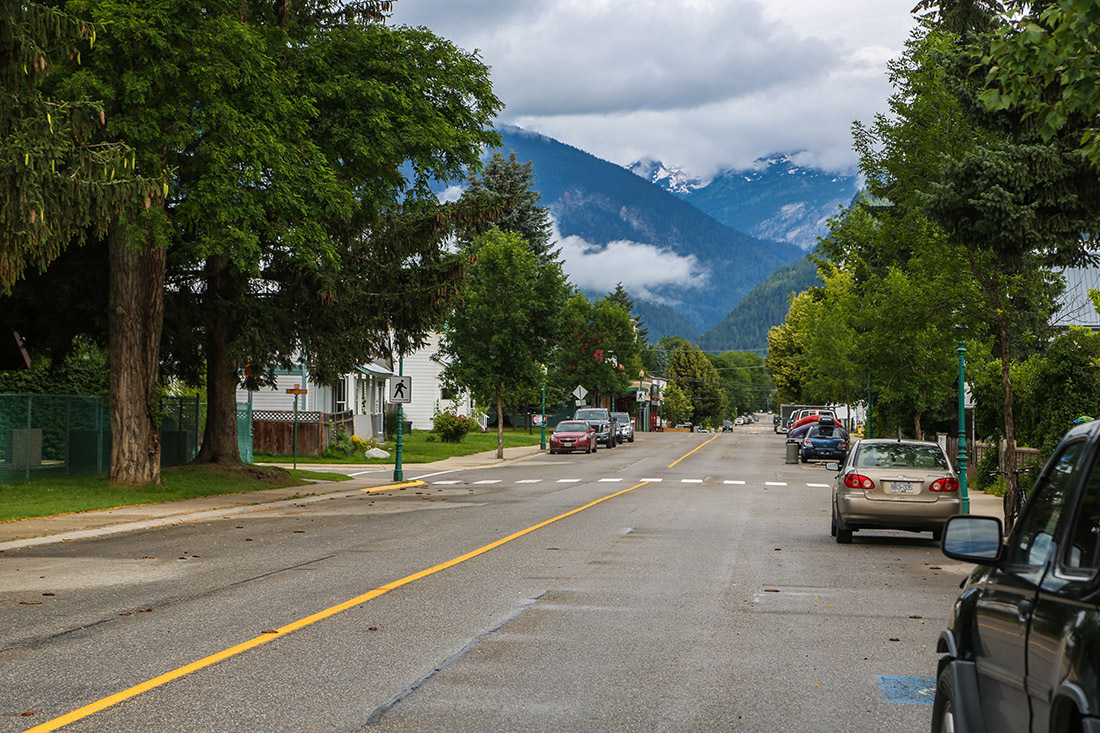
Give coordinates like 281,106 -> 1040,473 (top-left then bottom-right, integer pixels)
681,479 -> 703,483
724,480 -> 746,485
765,482 -> 787,486
432,480 -> 461,485
557,479 -> 581,483
473,480 -> 501,485
641,478 -> 663,482
598,478 -> 623,482
516,479 -> 542,484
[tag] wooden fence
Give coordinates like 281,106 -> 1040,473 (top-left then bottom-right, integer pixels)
252,410 -> 354,456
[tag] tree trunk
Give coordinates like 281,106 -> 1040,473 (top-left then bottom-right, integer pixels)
194,255 -> 242,465
108,217 -> 166,485
495,385 -> 504,459
998,310 -> 1019,522
914,411 -> 923,441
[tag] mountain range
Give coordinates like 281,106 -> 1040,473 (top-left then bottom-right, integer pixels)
481,127 -> 855,350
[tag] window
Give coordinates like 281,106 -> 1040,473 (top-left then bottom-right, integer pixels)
1009,440 -> 1084,568
1065,454 -> 1100,571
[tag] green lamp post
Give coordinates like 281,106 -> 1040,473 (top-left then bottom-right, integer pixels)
957,341 -> 969,513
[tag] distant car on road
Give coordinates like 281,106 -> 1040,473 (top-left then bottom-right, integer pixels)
721,420 -> 733,432
548,421 -> 597,454
829,438 -> 959,543
611,411 -> 634,444
574,407 -> 617,448
673,422 -> 694,432
799,420 -> 848,463
734,417 -> 745,426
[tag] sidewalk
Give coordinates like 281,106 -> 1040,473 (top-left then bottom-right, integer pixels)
0,444 -> 545,551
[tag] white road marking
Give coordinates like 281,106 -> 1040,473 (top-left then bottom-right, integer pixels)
432,480 -> 461,485
807,483 -> 830,488
765,482 -> 788,486
681,479 -> 703,484
473,480 -> 501,485
641,478 -> 663,482
724,480 -> 746,485
409,468 -> 462,481
599,478 -> 623,482
557,479 -> 581,483
516,479 -> 542,484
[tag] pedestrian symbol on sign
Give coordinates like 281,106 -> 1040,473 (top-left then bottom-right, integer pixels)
389,376 -> 412,403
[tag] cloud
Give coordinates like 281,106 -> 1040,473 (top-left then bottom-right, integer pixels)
555,225 -> 708,302
391,1 -> 917,177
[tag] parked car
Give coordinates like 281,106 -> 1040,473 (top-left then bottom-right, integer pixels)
933,419 -> 1100,733
773,415 -> 785,434
828,438 -> 960,543
611,411 -> 634,443
800,420 -> 849,462
548,420 -> 597,454
734,417 -> 744,426
721,420 -> 733,432
574,407 -> 617,448
673,422 -> 694,432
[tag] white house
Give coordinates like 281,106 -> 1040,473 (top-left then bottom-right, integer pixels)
235,332 -> 473,438
394,332 -> 476,431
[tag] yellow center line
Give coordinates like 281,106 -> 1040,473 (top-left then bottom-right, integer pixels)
26,480 -> 653,732
667,433 -> 720,468
361,480 -> 426,493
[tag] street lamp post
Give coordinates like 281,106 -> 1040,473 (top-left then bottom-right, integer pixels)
957,341 -> 970,514
540,367 -> 547,450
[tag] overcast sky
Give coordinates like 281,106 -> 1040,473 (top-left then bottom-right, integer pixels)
389,0 -> 921,177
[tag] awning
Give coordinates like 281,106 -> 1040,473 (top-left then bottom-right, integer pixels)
355,363 -> 396,378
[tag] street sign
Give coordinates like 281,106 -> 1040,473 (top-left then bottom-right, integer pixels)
636,390 -> 646,402
286,383 -> 307,395
572,385 -> 588,401
389,376 -> 412,403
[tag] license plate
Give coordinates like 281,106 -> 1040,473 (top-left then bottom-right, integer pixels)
890,482 -> 915,494
562,440 -> 573,445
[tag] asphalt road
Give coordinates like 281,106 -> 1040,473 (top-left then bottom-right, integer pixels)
0,425 -> 977,732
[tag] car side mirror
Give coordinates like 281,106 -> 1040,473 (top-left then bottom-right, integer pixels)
825,461 -> 839,472
941,515 -> 1003,563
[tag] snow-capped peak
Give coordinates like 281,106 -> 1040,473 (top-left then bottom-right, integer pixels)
627,158 -> 708,194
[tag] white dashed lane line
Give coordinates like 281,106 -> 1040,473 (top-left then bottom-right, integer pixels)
432,481 -> 461,485
765,482 -> 788,486
598,478 -> 623,482
557,479 -> 581,483
516,479 -> 542,484
724,480 -> 746,485
473,480 -> 501,485
807,483 -> 831,488
681,479 -> 703,484
641,478 -> 663,482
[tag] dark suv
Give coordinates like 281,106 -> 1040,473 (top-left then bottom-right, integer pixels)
573,407 -> 617,448
933,419 -> 1100,733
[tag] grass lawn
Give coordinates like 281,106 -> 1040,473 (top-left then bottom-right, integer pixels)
254,429 -> 543,465
0,464 -> 350,523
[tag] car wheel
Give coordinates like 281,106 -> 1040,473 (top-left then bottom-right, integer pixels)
800,453 -> 808,463
836,527 -> 853,544
932,528 -> 943,542
628,436 -> 634,443
549,449 -> 557,455
931,663 -> 956,733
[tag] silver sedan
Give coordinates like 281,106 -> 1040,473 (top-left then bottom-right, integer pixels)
830,439 -> 961,543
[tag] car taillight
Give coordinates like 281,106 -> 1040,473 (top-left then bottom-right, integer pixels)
838,441 -> 846,449
930,477 -> 959,492
804,439 -> 814,447
844,473 -> 875,490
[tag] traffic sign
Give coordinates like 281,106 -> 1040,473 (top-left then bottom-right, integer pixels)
572,385 -> 588,401
286,383 -> 307,395
389,376 -> 412,403
636,390 -> 646,402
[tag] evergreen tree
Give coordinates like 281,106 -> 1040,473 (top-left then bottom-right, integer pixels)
460,151 -> 557,261
667,342 -> 723,422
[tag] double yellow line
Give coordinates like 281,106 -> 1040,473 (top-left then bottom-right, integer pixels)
28,437 -> 717,731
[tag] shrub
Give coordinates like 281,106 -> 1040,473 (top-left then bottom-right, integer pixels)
323,427 -> 355,458
432,412 -> 480,443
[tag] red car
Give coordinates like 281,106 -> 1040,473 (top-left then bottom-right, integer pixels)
549,420 -> 598,454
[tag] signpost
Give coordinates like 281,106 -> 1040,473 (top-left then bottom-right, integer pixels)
285,384 -> 307,469
573,385 -> 587,407
389,368 -> 410,481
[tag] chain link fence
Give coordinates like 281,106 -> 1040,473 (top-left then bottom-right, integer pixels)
0,394 -> 253,483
